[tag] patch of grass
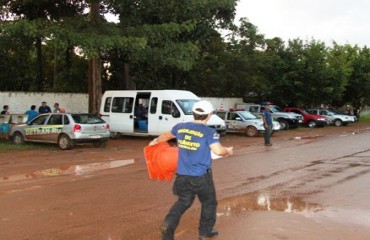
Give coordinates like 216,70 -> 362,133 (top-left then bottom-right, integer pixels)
359,114 -> 370,123
0,138 -> 56,151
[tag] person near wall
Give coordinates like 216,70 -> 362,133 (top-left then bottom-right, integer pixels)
148,100 -> 234,240
38,101 -> 51,114
53,103 -> 61,113
261,101 -> 273,146
1,105 -> 9,114
25,105 -> 39,123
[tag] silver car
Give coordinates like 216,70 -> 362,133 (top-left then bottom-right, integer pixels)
307,109 -> 356,126
215,110 -> 280,137
9,113 -> 110,150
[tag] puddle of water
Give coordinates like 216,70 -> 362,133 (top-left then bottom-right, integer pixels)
217,192 -> 322,217
0,159 -> 135,183
74,159 -> 135,175
317,207 -> 370,227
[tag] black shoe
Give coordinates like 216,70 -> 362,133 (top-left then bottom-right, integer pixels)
199,229 -> 219,239
160,224 -> 174,240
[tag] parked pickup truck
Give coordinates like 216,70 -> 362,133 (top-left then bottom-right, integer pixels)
306,109 -> 356,126
235,103 -> 303,130
283,107 -> 329,128
215,109 -> 280,137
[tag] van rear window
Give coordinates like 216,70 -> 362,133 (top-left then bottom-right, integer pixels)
104,97 -> 112,112
112,97 -> 134,113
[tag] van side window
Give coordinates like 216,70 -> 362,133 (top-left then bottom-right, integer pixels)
150,98 -> 158,114
112,97 -> 134,113
104,97 -> 112,112
162,100 -> 179,117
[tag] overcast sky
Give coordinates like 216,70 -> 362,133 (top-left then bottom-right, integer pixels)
235,0 -> 370,47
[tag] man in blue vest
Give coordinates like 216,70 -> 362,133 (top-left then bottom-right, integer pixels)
261,101 -> 273,146
149,100 -> 233,240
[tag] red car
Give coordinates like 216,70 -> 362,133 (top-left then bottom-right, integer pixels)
283,107 -> 328,128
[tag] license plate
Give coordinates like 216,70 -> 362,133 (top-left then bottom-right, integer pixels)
90,135 -> 101,139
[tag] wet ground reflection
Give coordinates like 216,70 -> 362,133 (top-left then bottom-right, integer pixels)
217,191 -> 322,217
0,159 -> 135,183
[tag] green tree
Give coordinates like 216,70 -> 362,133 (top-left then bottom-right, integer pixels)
325,43 -> 354,106
0,0 -> 87,91
103,0 -> 237,93
343,46 -> 370,110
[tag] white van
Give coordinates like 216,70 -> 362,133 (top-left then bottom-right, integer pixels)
99,90 -> 226,137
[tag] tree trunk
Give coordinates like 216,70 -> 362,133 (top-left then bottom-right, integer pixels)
123,63 -> 136,90
88,59 -> 102,113
65,44 -> 72,85
35,37 -> 43,91
88,1 -> 102,113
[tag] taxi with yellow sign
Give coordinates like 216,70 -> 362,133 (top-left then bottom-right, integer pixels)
9,113 -> 110,150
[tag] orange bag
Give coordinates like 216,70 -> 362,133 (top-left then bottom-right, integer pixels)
143,142 -> 179,181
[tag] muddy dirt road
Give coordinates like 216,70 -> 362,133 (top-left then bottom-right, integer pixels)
1,123 -> 370,240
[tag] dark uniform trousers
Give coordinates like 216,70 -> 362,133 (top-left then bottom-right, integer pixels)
163,170 -> 217,236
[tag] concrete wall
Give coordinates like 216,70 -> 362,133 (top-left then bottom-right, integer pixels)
0,92 -> 88,114
202,97 -> 243,111
4,91 -> 368,117
0,91 -> 242,114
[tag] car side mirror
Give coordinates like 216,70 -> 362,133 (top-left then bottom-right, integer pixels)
172,111 -> 180,118
236,117 -> 242,121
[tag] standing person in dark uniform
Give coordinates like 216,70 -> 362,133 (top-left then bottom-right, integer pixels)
149,100 -> 233,240
261,101 -> 273,146
38,101 -> 51,114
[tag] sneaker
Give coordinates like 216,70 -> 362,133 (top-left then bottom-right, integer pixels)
160,224 -> 174,240
199,229 -> 219,239
264,143 -> 272,146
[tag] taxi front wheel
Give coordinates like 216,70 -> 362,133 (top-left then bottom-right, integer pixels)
13,132 -> 25,144
58,134 -> 74,150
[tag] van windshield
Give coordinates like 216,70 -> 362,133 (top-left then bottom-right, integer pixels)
176,99 -> 198,115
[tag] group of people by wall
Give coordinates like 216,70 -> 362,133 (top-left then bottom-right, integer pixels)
1,102 -> 65,123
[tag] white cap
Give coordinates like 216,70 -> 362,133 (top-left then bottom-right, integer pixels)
192,100 -> 214,115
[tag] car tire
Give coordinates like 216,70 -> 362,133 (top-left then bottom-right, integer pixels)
307,120 -> 317,128
58,134 -> 74,150
13,132 -> 25,144
334,119 -> 343,127
278,119 -> 289,130
245,126 -> 258,137
93,140 -> 107,148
